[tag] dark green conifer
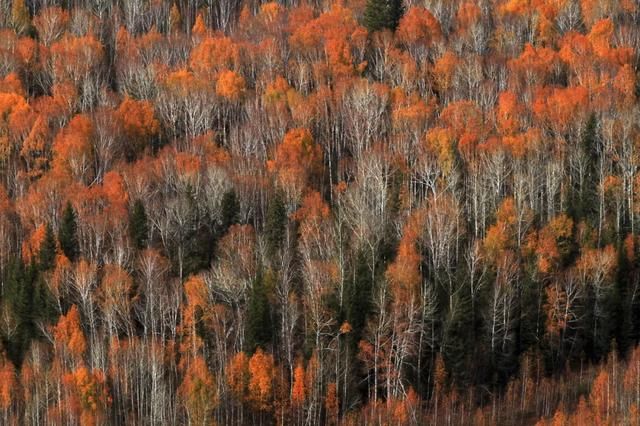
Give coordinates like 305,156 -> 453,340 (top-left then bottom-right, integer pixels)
38,223 -> 57,271
364,0 -> 404,32
265,192 -> 287,259
343,250 -> 373,342
129,199 -> 149,249
58,202 -> 79,261
220,189 -> 240,232
245,268 -> 273,353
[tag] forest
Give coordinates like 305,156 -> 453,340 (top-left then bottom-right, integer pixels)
1,0 -> 640,424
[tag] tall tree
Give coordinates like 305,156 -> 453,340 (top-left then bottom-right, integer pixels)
245,269 -> 273,353
58,202 -> 79,262
219,189 -> 239,232
363,0 -> 404,32
567,113 -> 598,224
265,192 -> 287,260
129,199 -> 149,250
38,223 -> 57,271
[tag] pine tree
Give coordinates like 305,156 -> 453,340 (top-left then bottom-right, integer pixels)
38,223 -> 57,271
212,189 -> 241,262
363,0 -> 404,33
58,202 -> 79,261
442,287 -> 473,385
2,258 -> 30,365
265,192 -> 287,259
245,268 -> 273,353
33,273 -> 57,328
129,199 -> 149,250
220,189 -> 240,232
343,250 -> 373,343
1,259 -> 55,366
568,114 -> 598,224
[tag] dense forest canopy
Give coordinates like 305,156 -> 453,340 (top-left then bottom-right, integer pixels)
0,0 -> 640,424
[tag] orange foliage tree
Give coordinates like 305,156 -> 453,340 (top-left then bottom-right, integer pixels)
116,97 -> 159,159
178,355 -> 218,425
248,348 -> 275,412
267,128 -> 322,207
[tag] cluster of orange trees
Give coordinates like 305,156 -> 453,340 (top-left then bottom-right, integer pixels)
2,0 -> 640,424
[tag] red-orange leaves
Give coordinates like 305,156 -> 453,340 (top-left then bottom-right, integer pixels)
483,197 -> 520,263
386,208 -> 425,302
64,366 -> 111,426
589,368 -> 614,425
52,114 -> 94,182
533,85 -> 589,134
440,100 -> 483,139
535,214 -> 574,274
189,36 -> 241,77
178,356 -> 218,425
20,114 -> 50,179
116,97 -> 159,157
49,35 -> 104,85
289,5 -> 366,80
456,2 -> 482,30
508,44 -> 558,89
424,127 -> 456,174
179,275 -> 209,366
612,64 -> 636,107
191,13 -> 208,38
291,360 -> 306,406
53,305 -> 87,362
495,91 -> 523,135
433,51 -> 461,94
0,356 -> 16,412
588,18 -> 614,53
216,70 -> 246,102
248,348 -> 275,411
325,36 -> 356,79
325,382 -> 339,425
227,351 -> 250,401
0,91 -> 30,160
294,191 -> 330,223
267,128 -> 322,205
575,245 -> 617,285
33,6 -> 69,46
439,100 -> 484,157
0,73 -> 24,96
290,4 -> 361,54
21,224 -> 47,263
264,76 -> 292,106
397,7 -> 442,51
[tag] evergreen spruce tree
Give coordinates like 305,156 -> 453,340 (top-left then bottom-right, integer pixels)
220,189 -> 240,232
619,243 -> 638,352
1,258 -> 56,366
3,257 -> 41,366
387,0 -> 404,31
364,0 -> 404,32
343,250 -> 373,343
58,202 -> 79,261
442,287 -> 473,386
265,192 -> 287,259
245,268 -> 273,353
33,272 -> 57,329
129,199 -> 149,249
2,258 -> 29,365
568,114 -> 598,224
4,258 -> 29,323
38,223 -> 57,271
